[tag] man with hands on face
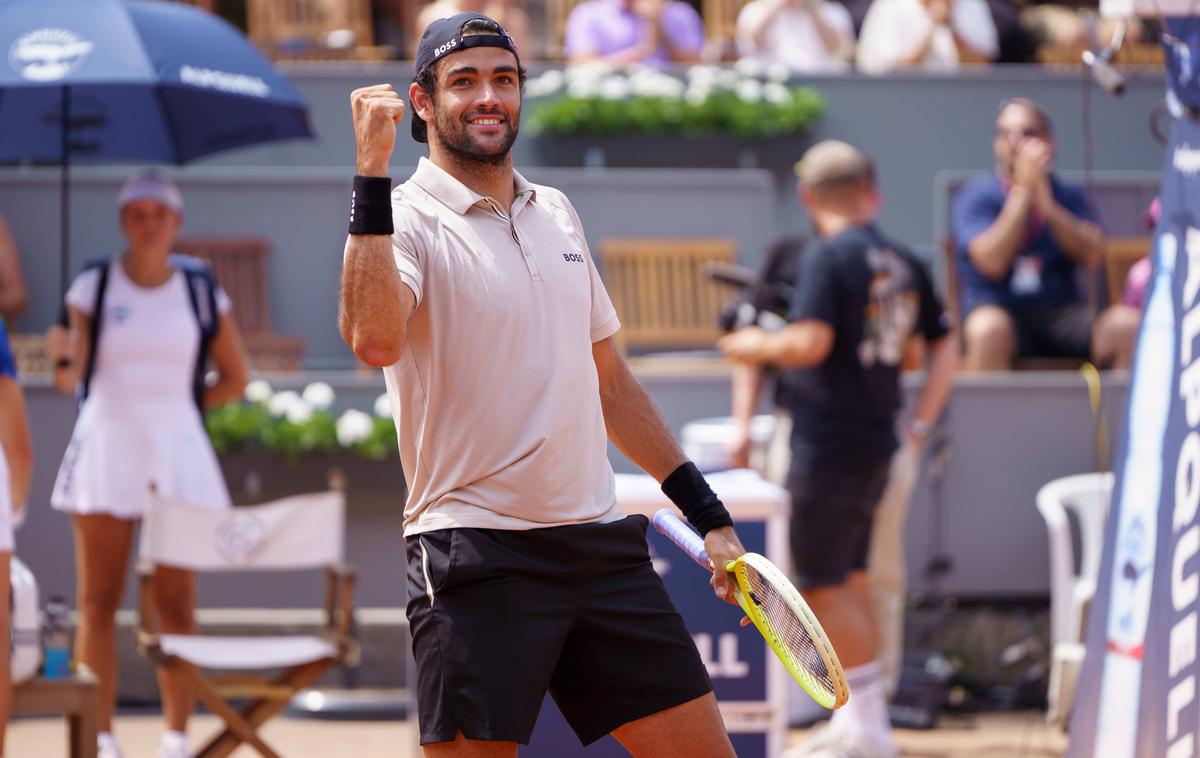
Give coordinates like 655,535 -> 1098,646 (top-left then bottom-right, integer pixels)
338,13 -> 744,757
856,0 -> 998,73
564,0 -> 705,68
952,97 -> 1138,371
720,141 -> 957,758
736,0 -> 856,73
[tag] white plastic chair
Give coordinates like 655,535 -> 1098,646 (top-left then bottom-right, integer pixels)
1035,471 -> 1113,729
138,487 -> 356,758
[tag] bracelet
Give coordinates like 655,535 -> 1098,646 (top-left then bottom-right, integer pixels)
53,357 -> 72,370
348,175 -> 394,236
661,461 -> 733,536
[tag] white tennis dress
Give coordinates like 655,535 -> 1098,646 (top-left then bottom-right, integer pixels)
51,260 -> 234,519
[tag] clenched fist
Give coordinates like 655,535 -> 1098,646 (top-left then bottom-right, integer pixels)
351,84 -> 407,177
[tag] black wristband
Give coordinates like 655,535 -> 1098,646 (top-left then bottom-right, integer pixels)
661,461 -> 733,536
54,357 -> 72,370
348,175 -> 394,236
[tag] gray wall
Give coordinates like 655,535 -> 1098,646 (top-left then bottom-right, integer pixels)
0,166 -> 774,368
18,369 -> 1130,607
1,66 -> 1166,367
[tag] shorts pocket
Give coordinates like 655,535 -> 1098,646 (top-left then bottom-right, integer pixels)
417,529 -> 456,606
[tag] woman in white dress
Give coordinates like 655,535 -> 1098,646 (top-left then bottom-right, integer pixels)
51,172 -> 248,758
0,321 -> 32,758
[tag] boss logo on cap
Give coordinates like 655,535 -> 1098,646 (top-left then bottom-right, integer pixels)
434,38 -> 459,57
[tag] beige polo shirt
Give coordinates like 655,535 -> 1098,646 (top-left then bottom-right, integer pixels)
382,157 -> 623,536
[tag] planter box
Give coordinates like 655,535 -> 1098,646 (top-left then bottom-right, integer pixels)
217,450 -> 409,608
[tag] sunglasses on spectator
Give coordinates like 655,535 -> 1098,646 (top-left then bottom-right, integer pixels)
994,127 -> 1043,140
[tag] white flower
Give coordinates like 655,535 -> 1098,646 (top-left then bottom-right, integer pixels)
599,75 -> 630,100
527,69 -> 565,98
286,400 -> 314,425
734,58 -> 764,79
373,392 -> 392,418
686,65 -> 719,84
244,379 -> 272,404
302,381 -> 335,409
764,82 -> 791,105
736,79 -> 764,103
766,62 -> 791,83
336,409 -> 374,447
714,68 -> 740,89
685,87 -> 709,106
267,390 -> 301,418
568,78 -> 601,99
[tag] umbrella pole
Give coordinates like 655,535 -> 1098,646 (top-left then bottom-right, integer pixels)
60,86 -> 70,299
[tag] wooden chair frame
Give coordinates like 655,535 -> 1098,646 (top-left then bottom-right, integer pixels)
135,484 -> 358,758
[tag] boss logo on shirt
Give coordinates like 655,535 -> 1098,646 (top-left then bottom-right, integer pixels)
562,252 -> 584,263
110,305 -> 131,323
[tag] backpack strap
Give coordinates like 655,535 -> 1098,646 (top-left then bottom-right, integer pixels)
78,258 -> 112,404
173,255 -> 219,413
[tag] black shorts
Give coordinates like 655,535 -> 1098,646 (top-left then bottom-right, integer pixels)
404,515 -> 713,746
1010,300 -> 1092,359
787,458 -> 891,589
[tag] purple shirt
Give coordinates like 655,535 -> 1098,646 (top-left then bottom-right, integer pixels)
564,0 -> 705,68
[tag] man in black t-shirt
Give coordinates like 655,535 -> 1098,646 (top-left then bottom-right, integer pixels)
720,141 -> 957,758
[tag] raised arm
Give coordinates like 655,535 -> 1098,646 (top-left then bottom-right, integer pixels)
338,84 -> 416,368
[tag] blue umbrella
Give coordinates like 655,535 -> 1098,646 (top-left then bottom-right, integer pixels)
0,0 -> 314,293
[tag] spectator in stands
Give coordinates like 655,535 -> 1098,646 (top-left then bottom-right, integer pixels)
0,216 -> 27,321
856,0 -> 998,72
49,172 -> 248,758
565,0 -> 705,68
736,0 -> 856,73
953,97 -> 1137,370
1121,197 -> 1158,310
414,0 -> 533,57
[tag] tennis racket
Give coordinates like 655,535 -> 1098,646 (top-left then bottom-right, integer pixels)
653,509 -> 849,710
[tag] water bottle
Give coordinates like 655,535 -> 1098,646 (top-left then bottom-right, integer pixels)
42,595 -> 72,679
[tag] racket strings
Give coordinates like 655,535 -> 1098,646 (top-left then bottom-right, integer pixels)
744,565 -> 836,697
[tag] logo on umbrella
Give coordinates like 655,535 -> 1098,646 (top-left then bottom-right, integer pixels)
10,28 -> 93,82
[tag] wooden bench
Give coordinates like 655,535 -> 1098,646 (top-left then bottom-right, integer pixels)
174,237 -> 306,372
599,237 -> 737,356
13,673 -> 100,758
246,0 -> 394,61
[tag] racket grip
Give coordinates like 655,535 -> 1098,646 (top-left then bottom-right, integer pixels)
652,509 -> 712,569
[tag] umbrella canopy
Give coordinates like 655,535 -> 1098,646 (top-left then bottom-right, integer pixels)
0,0 -> 313,164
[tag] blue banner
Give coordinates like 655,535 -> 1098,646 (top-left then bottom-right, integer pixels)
1068,21 -> 1200,756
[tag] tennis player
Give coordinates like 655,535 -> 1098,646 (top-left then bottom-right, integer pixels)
338,13 -> 745,756
721,141 -> 957,758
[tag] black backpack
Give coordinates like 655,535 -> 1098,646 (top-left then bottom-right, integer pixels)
79,255 -> 219,413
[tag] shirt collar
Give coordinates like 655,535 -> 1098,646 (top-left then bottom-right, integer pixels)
410,157 -> 538,216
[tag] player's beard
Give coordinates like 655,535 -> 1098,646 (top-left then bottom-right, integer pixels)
433,103 -> 520,166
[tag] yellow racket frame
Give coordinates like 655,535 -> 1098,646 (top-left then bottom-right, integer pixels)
726,552 -> 850,710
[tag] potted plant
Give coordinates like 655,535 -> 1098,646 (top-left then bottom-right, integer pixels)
207,380 -> 406,504
524,62 -> 826,170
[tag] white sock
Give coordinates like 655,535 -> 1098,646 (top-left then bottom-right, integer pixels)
98,732 -> 118,748
161,730 -> 188,749
830,661 -> 893,748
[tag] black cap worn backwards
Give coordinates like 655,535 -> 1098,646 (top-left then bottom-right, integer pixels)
411,12 -> 521,143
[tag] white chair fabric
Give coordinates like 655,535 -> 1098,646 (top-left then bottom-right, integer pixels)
141,490 -> 345,571
159,634 -> 338,670
1035,471 -> 1114,728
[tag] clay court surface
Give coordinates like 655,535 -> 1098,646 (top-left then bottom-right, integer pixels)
8,711 -> 1069,757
